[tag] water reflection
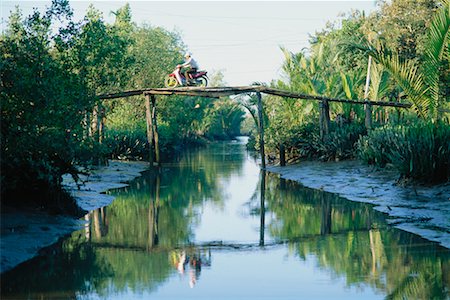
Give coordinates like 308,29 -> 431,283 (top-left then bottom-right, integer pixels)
264,176 -> 449,299
259,170 -> 266,247
1,140 -> 449,299
170,249 -> 211,288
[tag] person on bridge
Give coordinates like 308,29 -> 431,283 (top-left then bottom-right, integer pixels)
178,52 -> 199,85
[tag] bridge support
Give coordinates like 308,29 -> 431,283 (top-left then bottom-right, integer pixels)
319,100 -> 330,140
145,94 -> 161,166
256,92 -> 266,169
279,143 -> 286,166
364,102 -> 372,130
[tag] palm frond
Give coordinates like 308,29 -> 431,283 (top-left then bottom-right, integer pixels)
374,52 -> 429,118
346,41 -> 429,118
369,62 -> 390,101
340,72 -> 354,100
422,0 -> 450,119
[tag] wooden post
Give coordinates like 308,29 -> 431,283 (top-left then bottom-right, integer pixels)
324,100 -> 330,136
279,143 -> 286,166
365,102 -> 372,130
256,92 -> 266,169
151,95 -> 161,166
319,100 -> 330,140
145,94 -> 155,165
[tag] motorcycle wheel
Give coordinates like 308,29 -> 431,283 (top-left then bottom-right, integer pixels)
198,76 -> 208,87
164,76 -> 178,88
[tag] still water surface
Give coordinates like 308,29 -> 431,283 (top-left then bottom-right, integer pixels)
2,138 -> 449,299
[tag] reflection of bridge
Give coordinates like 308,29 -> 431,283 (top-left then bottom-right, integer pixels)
97,86 -> 412,168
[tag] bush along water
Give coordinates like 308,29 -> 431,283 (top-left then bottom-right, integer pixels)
357,121 -> 450,183
311,122 -> 367,161
262,121 -> 366,164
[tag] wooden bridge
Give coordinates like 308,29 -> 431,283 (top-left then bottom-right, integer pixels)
97,86 -> 412,168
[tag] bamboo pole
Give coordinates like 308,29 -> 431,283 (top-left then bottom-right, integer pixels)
256,92 -> 266,169
145,94 -> 155,165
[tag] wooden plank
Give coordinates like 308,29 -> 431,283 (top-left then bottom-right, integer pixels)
98,89 -> 146,99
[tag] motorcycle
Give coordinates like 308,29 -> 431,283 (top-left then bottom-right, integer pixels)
164,66 -> 208,88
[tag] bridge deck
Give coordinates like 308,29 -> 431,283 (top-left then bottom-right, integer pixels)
98,86 -> 411,109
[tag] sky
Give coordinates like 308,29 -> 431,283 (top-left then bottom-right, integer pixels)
1,1 -> 377,86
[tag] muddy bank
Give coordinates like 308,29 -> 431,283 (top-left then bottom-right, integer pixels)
267,160 -> 450,249
0,160 -> 148,273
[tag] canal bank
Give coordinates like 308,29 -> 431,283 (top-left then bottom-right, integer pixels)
267,160 -> 450,249
0,160 -> 148,273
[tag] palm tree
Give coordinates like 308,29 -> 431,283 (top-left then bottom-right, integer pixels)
350,0 -> 449,121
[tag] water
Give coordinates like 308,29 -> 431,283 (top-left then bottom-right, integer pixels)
2,138 -> 449,299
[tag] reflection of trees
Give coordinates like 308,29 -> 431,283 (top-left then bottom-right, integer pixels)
264,174 -> 449,299
2,141 -> 244,298
0,235 -> 113,299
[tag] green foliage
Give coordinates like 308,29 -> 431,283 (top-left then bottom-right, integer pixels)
357,121 -> 450,182
313,122 -> 367,161
2,2 -> 247,210
348,0 -> 449,121
363,0 -> 438,61
202,99 -> 245,140
264,121 -> 366,162
260,0 -> 449,184
1,2 -> 89,212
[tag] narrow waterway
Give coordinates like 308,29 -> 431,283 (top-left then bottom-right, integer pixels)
2,138 -> 449,299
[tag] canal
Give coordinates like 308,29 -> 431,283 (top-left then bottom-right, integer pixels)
1,138 -> 449,299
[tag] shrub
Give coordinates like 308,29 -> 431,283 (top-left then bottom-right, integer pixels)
104,128 -> 149,161
312,122 -> 367,161
357,121 -> 450,182
262,121 -> 366,162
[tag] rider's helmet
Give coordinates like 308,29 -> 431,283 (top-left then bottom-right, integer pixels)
184,52 -> 191,58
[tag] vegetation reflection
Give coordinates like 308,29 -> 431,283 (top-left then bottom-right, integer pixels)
262,173 -> 449,299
